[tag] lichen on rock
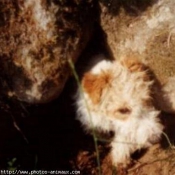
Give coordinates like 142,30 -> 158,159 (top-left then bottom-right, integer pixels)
0,0 -> 96,103
99,0 -> 175,83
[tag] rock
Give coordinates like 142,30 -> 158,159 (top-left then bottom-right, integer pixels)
99,0 -> 175,83
0,0 -> 96,103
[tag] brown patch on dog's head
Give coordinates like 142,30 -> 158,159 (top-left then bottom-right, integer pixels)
120,57 -> 152,82
121,57 -> 147,72
82,71 -> 112,104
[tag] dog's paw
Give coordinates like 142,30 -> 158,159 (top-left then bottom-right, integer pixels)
116,165 -> 128,175
114,161 -> 134,175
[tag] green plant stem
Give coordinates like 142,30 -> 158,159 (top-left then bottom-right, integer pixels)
162,132 -> 175,149
68,59 -> 102,175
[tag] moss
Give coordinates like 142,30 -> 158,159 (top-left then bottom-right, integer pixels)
0,0 -> 96,103
146,31 -> 175,82
100,0 -> 175,83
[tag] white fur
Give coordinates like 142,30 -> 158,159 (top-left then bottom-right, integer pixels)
91,59 -> 113,75
76,57 -> 163,167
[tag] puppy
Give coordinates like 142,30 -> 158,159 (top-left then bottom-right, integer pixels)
75,56 -> 163,168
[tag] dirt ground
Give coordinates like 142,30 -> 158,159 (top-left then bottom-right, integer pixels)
1,73 -> 175,175
1,27 -> 175,175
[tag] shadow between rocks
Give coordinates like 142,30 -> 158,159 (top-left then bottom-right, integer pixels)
99,0 -> 158,16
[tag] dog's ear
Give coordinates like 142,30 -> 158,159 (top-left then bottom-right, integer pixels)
120,57 -> 151,81
121,57 -> 147,72
82,71 -> 112,104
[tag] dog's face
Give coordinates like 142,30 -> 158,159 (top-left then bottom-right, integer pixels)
77,57 -> 164,167
81,57 -> 163,145
82,58 -> 154,120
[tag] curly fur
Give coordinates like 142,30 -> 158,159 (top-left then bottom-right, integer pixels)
76,56 -> 163,167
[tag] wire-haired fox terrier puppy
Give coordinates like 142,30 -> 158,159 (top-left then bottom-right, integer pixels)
76,56 -> 163,169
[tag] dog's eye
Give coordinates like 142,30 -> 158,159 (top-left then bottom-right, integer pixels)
118,108 -> 131,114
